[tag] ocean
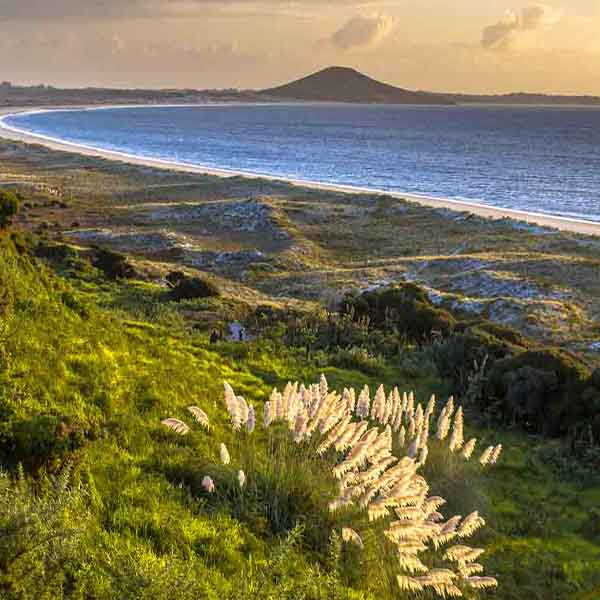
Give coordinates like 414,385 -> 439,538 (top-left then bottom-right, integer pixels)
4,103 -> 600,223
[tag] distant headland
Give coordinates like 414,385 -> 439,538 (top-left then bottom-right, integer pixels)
260,67 -> 600,106
1,67 -> 600,107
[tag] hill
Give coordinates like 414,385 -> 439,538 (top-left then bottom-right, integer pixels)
260,66 -> 455,105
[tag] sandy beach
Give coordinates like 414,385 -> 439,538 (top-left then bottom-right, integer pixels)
1,106 -> 599,237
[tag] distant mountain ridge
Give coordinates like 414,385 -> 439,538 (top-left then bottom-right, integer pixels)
260,66 -> 600,106
2,67 -> 600,107
259,66 -> 454,105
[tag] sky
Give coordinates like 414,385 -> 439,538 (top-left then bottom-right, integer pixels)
0,1 -> 599,94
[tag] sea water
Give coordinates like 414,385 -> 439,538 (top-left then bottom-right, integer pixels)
5,103 -> 600,223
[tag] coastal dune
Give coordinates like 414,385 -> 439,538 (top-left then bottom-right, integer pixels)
1,107 -> 599,237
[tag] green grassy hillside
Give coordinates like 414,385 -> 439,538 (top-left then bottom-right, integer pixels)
0,235 -> 599,599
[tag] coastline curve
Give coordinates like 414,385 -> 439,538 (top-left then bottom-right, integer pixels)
1,105 -> 599,237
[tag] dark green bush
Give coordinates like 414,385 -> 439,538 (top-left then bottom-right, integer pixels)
343,284 -> 456,341
455,320 -> 531,353
485,348 -> 594,436
92,246 -> 138,280
0,190 -> 19,228
433,322 -> 530,398
35,242 -> 78,263
165,270 -> 186,287
169,276 -> 220,302
592,368 -> 600,389
0,415 -> 95,472
586,509 -> 600,540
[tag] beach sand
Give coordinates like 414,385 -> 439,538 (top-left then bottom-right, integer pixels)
1,106 -> 599,237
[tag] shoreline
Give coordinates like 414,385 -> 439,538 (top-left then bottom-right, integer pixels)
1,106 -> 599,237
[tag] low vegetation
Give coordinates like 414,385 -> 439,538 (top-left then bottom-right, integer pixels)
0,190 -> 19,229
169,274 -> 221,302
0,201 -> 599,598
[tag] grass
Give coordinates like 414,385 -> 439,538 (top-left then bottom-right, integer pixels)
479,431 -> 600,599
0,240 -> 599,598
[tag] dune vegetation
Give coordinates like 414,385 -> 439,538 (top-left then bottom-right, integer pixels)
1,186 -> 600,600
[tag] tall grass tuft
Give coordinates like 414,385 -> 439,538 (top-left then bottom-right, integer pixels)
162,377 -> 502,597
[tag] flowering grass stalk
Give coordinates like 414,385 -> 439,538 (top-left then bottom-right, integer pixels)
161,376 -> 502,598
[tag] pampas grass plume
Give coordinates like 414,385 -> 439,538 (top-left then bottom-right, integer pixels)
187,406 -> 209,429
467,576 -> 498,589
161,418 -> 190,435
263,401 -> 272,428
398,426 -> 406,448
247,405 -> 256,433
461,438 -> 477,460
238,469 -> 246,488
341,527 -> 364,548
220,443 -> 231,465
490,444 -> 503,464
479,446 -> 494,466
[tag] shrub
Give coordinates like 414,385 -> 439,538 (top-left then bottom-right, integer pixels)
433,322 -> 530,398
0,464 -> 87,597
486,348 -> 593,435
170,276 -> 220,302
165,270 -> 186,287
343,284 -> 456,341
330,346 -> 385,375
454,322 -> 530,359
92,246 -> 138,280
0,190 -> 19,228
0,415 -> 94,472
8,231 -> 33,255
35,242 -> 79,264
469,321 -> 531,348
592,368 -> 600,389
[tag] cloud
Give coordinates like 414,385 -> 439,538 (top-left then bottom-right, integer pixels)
0,1 -> 224,20
0,0 -> 365,21
481,4 -> 562,50
331,13 -> 396,50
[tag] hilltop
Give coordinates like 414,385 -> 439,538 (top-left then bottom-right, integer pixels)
260,66 -> 455,104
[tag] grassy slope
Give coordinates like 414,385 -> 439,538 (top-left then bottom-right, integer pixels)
1,244 -> 599,599
2,137 -> 599,365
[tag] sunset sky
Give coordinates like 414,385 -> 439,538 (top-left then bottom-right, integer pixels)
1,1 -> 599,94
